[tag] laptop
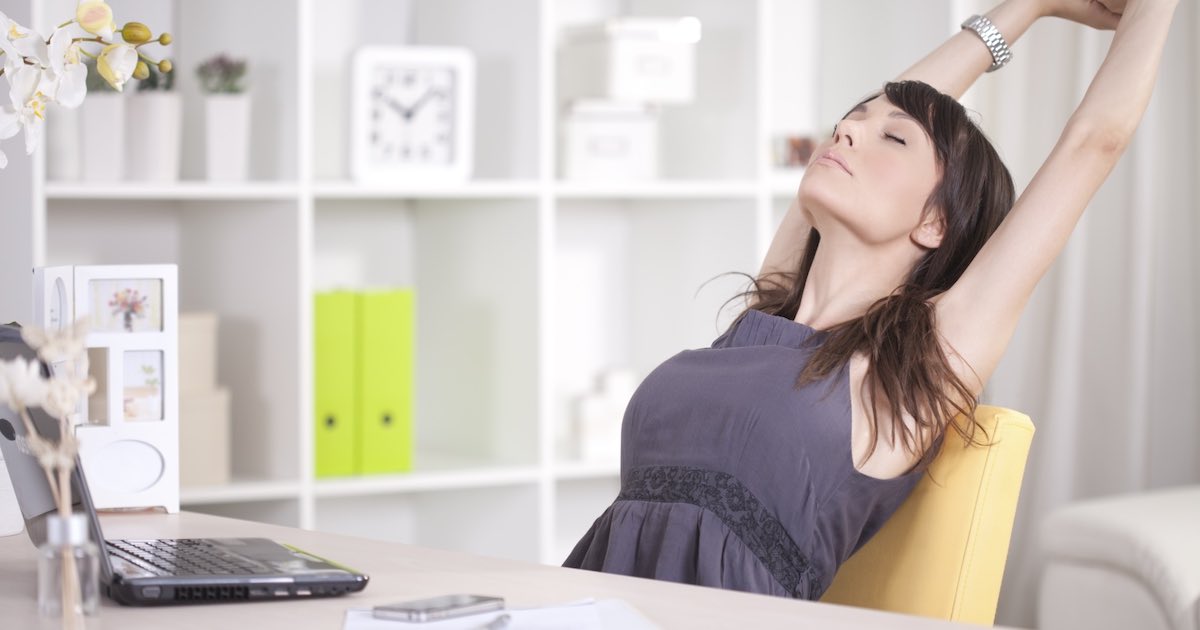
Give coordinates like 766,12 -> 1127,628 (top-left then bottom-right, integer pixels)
0,324 -> 369,605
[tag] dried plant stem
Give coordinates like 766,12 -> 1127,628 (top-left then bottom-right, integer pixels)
58,464 -> 83,629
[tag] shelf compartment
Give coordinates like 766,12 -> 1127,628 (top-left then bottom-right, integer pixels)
554,0 -> 759,180
315,484 -> 541,563
314,198 -> 541,472
311,0 -> 541,181
46,198 -> 304,487
553,199 -> 758,464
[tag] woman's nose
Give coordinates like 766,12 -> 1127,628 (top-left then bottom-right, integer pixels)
834,119 -> 857,147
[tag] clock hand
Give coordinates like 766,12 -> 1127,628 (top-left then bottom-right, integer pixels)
399,88 -> 442,120
374,89 -> 409,119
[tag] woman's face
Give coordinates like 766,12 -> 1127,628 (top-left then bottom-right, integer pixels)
798,95 -> 943,249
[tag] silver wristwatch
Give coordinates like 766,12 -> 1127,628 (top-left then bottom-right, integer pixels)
961,14 -> 1012,72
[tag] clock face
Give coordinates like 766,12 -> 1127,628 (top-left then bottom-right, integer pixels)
369,65 -> 457,166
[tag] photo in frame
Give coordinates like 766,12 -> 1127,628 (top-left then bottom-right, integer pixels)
88,278 -> 164,333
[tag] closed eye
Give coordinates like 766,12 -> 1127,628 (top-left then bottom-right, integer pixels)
884,132 -> 907,146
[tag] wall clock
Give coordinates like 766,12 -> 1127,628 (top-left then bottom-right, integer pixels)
351,46 -> 475,183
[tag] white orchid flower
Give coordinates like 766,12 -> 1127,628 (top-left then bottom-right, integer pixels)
0,64 -> 49,159
46,26 -> 86,108
0,11 -> 21,76
75,0 -> 114,40
96,43 -> 135,92
0,13 -> 48,72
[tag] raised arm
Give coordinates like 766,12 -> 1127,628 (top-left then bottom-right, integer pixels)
756,0 -> 1117,286
936,0 -> 1178,393
899,0 -> 1119,98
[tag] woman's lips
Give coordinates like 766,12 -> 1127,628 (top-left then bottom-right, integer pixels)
815,151 -> 851,175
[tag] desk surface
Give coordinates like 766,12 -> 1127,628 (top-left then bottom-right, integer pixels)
0,511 -> 1014,629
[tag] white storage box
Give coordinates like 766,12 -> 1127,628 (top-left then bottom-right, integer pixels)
559,17 -> 701,104
179,388 -> 231,488
179,312 -> 218,394
562,100 -> 659,180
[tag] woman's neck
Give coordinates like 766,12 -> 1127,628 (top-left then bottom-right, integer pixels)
794,228 -> 921,330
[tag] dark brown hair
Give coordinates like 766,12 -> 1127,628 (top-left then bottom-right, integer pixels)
729,80 -> 1015,473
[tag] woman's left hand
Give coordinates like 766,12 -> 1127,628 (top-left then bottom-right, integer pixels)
1043,0 -> 1123,29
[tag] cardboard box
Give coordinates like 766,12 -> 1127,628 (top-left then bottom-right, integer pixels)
562,100 -> 659,180
559,17 -> 700,104
179,388 -> 231,488
179,312 -> 218,394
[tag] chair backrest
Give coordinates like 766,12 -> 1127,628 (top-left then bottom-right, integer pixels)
819,405 -> 1035,625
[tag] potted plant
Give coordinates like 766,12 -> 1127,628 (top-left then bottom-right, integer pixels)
196,54 -> 249,181
126,61 -> 181,182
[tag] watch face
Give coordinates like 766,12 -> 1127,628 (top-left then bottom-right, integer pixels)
369,65 -> 457,166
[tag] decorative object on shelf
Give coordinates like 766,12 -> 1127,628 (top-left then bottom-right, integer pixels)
78,60 -> 123,182
558,17 -> 702,105
0,2 -> 174,172
772,133 -> 817,169
562,100 -> 659,180
569,368 -> 637,463
32,265 -> 180,514
0,319 -> 98,628
351,46 -> 475,183
557,16 -> 702,180
196,53 -> 250,181
314,289 -> 415,477
126,62 -> 180,182
771,132 -> 816,183
178,312 -> 230,488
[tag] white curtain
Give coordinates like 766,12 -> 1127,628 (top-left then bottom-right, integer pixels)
965,4 -> 1200,626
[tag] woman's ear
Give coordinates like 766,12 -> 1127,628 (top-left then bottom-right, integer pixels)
911,212 -> 945,250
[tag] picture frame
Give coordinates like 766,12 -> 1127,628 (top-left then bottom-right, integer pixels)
33,264 -> 180,513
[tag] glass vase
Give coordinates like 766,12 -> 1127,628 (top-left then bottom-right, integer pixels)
37,512 -> 100,625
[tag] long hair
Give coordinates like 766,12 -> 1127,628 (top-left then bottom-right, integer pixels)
730,80 -> 1016,473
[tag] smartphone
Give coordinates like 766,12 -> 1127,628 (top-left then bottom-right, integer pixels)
371,594 -> 505,622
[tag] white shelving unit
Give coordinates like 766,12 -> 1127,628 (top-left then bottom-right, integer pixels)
3,0 -> 957,566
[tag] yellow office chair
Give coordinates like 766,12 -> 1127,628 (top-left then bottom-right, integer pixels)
820,405 -> 1035,625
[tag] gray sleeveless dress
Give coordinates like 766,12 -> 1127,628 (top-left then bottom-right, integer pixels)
563,308 -> 925,600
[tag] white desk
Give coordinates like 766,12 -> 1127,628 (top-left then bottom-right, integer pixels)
0,511 -> 1016,629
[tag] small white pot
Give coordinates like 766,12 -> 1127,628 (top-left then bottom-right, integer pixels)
46,104 -> 81,181
79,92 -> 125,182
125,92 -> 182,182
205,94 -> 251,181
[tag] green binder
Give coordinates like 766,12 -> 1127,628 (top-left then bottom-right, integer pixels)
357,289 -> 415,474
314,292 -> 358,477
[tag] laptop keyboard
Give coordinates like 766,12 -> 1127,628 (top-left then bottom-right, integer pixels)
107,539 -> 274,577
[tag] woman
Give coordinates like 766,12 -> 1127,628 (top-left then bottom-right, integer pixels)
563,0 -> 1179,601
